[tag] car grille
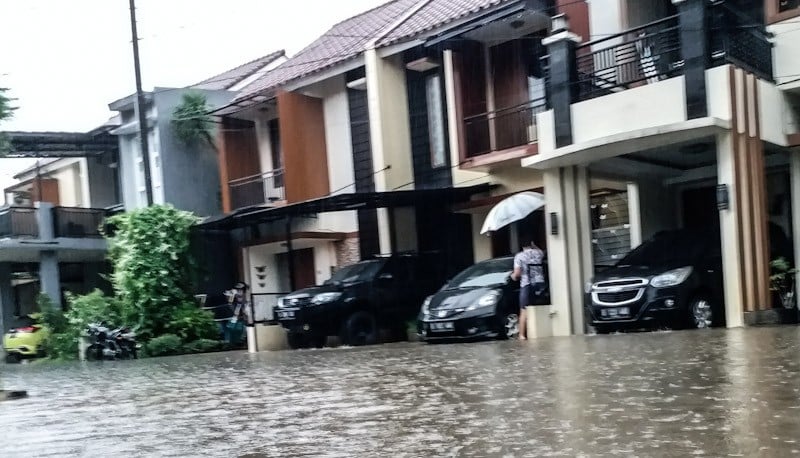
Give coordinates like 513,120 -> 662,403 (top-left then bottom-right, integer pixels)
596,290 -> 639,304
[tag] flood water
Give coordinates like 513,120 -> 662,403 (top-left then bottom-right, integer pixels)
3,327 -> 800,456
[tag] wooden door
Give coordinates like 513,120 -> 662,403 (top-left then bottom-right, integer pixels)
292,248 -> 316,289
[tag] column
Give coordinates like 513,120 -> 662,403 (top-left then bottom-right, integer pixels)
672,0 -> 709,119
39,251 -> 61,310
542,14 -> 580,148
716,132 -> 745,328
627,182 -> 643,248
543,165 -> 594,336
0,263 -> 13,336
790,149 -> 800,310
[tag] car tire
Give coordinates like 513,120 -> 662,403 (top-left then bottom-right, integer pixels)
498,312 -> 520,340
85,345 -> 103,361
286,333 -> 306,350
341,311 -> 378,347
687,297 -> 714,329
5,353 -> 21,364
311,334 -> 327,349
594,325 -> 615,335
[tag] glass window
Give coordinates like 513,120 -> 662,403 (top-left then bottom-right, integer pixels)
780,0 -> 799,13
447,258 -> 514,289
425,74 -> 447,169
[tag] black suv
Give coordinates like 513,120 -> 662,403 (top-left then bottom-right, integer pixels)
274,252 -> 446,349
586,230 -> 725,333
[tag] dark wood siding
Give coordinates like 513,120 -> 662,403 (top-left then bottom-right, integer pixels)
347,78 -> 381,258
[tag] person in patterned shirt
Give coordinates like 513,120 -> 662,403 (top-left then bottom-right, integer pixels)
511,241 -> 545,340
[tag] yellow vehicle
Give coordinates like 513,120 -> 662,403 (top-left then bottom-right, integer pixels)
3,323 -> 49,363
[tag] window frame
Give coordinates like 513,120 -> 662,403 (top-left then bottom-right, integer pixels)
424,72 -> 448,169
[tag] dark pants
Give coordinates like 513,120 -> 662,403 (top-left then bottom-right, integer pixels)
520,283 -> 547,309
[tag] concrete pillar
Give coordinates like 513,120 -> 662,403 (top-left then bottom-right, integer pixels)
626,182 -> 643,249
717,132 -> 745,328
543,165 -> 594,336
790,150 -> 800,308
672,0 -> 709,119
39,251 -> 61,309
0,263 -> 12,334
542,15 -> 580,148
35,201 -> 54,240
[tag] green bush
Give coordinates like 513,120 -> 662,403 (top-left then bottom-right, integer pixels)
165,304 -> 219,343
145,334 -> 184,357
104,204 -> 200,341
183,338 -> 222,354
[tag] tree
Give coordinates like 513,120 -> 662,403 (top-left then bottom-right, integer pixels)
0,87 -> 16,156
171,92 -> 216,152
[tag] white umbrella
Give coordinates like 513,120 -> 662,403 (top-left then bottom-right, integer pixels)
480,191 -> 545,235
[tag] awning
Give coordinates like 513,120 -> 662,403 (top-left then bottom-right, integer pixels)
198,184 -> 495,230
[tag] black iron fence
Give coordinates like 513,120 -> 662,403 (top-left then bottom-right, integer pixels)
0,207 -> 38,238
709,0 -> 773,81
228,169 -> 285,210
574,15 -> 682,102
53,207 -> 105,238
463,98 -> 548,158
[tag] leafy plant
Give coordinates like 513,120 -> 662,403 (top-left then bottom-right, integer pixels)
0,87 -> 16,156
165,303 -> 219,343
145,334 -> 183,357
103,204 -> 200,341
769,257 -> 796,291
171,92 -> 216,150
183,338 -> 222,354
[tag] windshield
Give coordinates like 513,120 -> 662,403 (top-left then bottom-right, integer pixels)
448,258 -> 513,289
326,260 -> 383,284
618,231 -> 713,267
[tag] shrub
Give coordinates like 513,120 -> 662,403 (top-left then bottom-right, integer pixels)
183,338 -> 222,354
165,304 -> 219,343
145,334 -> 183,357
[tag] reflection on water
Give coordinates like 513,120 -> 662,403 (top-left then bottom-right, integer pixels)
3,327 -> 800,457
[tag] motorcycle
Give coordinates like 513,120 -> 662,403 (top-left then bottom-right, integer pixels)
85,323 -> 139,361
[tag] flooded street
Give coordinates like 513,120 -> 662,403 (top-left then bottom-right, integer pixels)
4,327 -> 800,456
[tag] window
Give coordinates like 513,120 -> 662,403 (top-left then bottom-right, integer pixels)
425,74 -> 447,169
780,0 -> 799,12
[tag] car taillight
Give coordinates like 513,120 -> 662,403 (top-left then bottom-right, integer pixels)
16,326 -> 38,333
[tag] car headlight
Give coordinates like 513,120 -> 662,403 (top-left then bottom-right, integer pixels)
312,292 -> 342,305
467,291 -> 500,311
650,267 -> 693,288
277,297 -> 285,308
421,296 -> 432,315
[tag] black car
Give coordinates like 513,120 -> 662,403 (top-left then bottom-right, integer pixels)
418,256 -> 530,342
274,252 -> 446,349
586,230 -> 725,333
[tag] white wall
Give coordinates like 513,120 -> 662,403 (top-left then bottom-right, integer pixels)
571,76 -> 687,145
706,65 -> 732,123
52,162 -> 82,207
588,0 -> 624,46
769,18 -> 800,89
471,210 -> 493,263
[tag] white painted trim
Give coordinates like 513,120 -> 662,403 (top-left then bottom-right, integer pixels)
283,57 -> 365,93
541,31 -> 582,46
366,0 -> 432,49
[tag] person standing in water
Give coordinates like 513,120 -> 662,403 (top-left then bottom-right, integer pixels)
511,241 -> 545,340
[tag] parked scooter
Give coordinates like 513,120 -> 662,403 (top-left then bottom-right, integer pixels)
84,323 -> 139,361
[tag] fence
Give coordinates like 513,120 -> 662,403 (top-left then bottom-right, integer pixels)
53,207 -> 105,238
228,169 -> 285,210
0,207 -> 38,238
463,98 -> 548,158
708,0 -> 773,81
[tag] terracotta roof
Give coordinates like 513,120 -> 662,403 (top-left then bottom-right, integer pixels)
377,0 -> 513,46
232,0 -> 421,103
192,49 -> 286,91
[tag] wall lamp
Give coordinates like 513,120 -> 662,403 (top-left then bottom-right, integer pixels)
550,212 -> 559,235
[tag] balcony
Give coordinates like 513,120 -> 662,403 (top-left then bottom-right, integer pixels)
463,98 -> 548,162
228,169 -> 285,210
0,207 -> 38,238
571,1 -> 772,103
53,207 -> 106,238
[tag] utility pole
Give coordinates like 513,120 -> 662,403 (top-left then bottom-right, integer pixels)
128,0 -> 154,205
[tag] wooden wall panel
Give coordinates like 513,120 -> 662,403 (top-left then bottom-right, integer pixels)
277,90 -> 330,203
219,116 -> 260,213
31,178 -> 60,205
557,0 -> 591,43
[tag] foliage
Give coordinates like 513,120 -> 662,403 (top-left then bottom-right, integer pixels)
0,87 -> 16,156
104,204 -> 200,341
145,334 -> 183,357
770,257 -> 797,291
171,92 -> 216,150
183,338 -> 222,354
165,303 -> 219,343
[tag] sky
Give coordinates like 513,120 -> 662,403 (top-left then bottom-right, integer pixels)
0,0 -> 386,191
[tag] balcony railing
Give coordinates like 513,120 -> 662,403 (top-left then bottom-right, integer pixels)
463,98 -> 548,159
228,169 -> 285,210
708,0 -> 773,81
53,207 -> 106,238
575,15 -> 682,102
0,207 -> 38,238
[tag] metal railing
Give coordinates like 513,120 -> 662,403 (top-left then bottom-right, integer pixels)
0,207 -> 38,238
463,98 -> 548,159
575,15 -> 682,102
228,169 -> 285,210
53,207 -> 106,238
709,0 -> 773,81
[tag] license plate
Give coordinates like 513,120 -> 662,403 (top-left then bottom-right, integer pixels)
430,322 -> 454,332
277,310 -> 296,320
602,307 -> 630,318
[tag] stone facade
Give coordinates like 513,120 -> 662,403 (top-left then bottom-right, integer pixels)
335,236 -> 361,267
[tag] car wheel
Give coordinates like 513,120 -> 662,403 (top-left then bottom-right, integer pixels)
499,313 -> 520,340
341,311 -> 378,347
311,334 -> 327,349
688,298 -> 714,329
5,353 -> 21,364
85,345 -> 103,361
286,333 -> 306,350
594,325 -> 616,335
